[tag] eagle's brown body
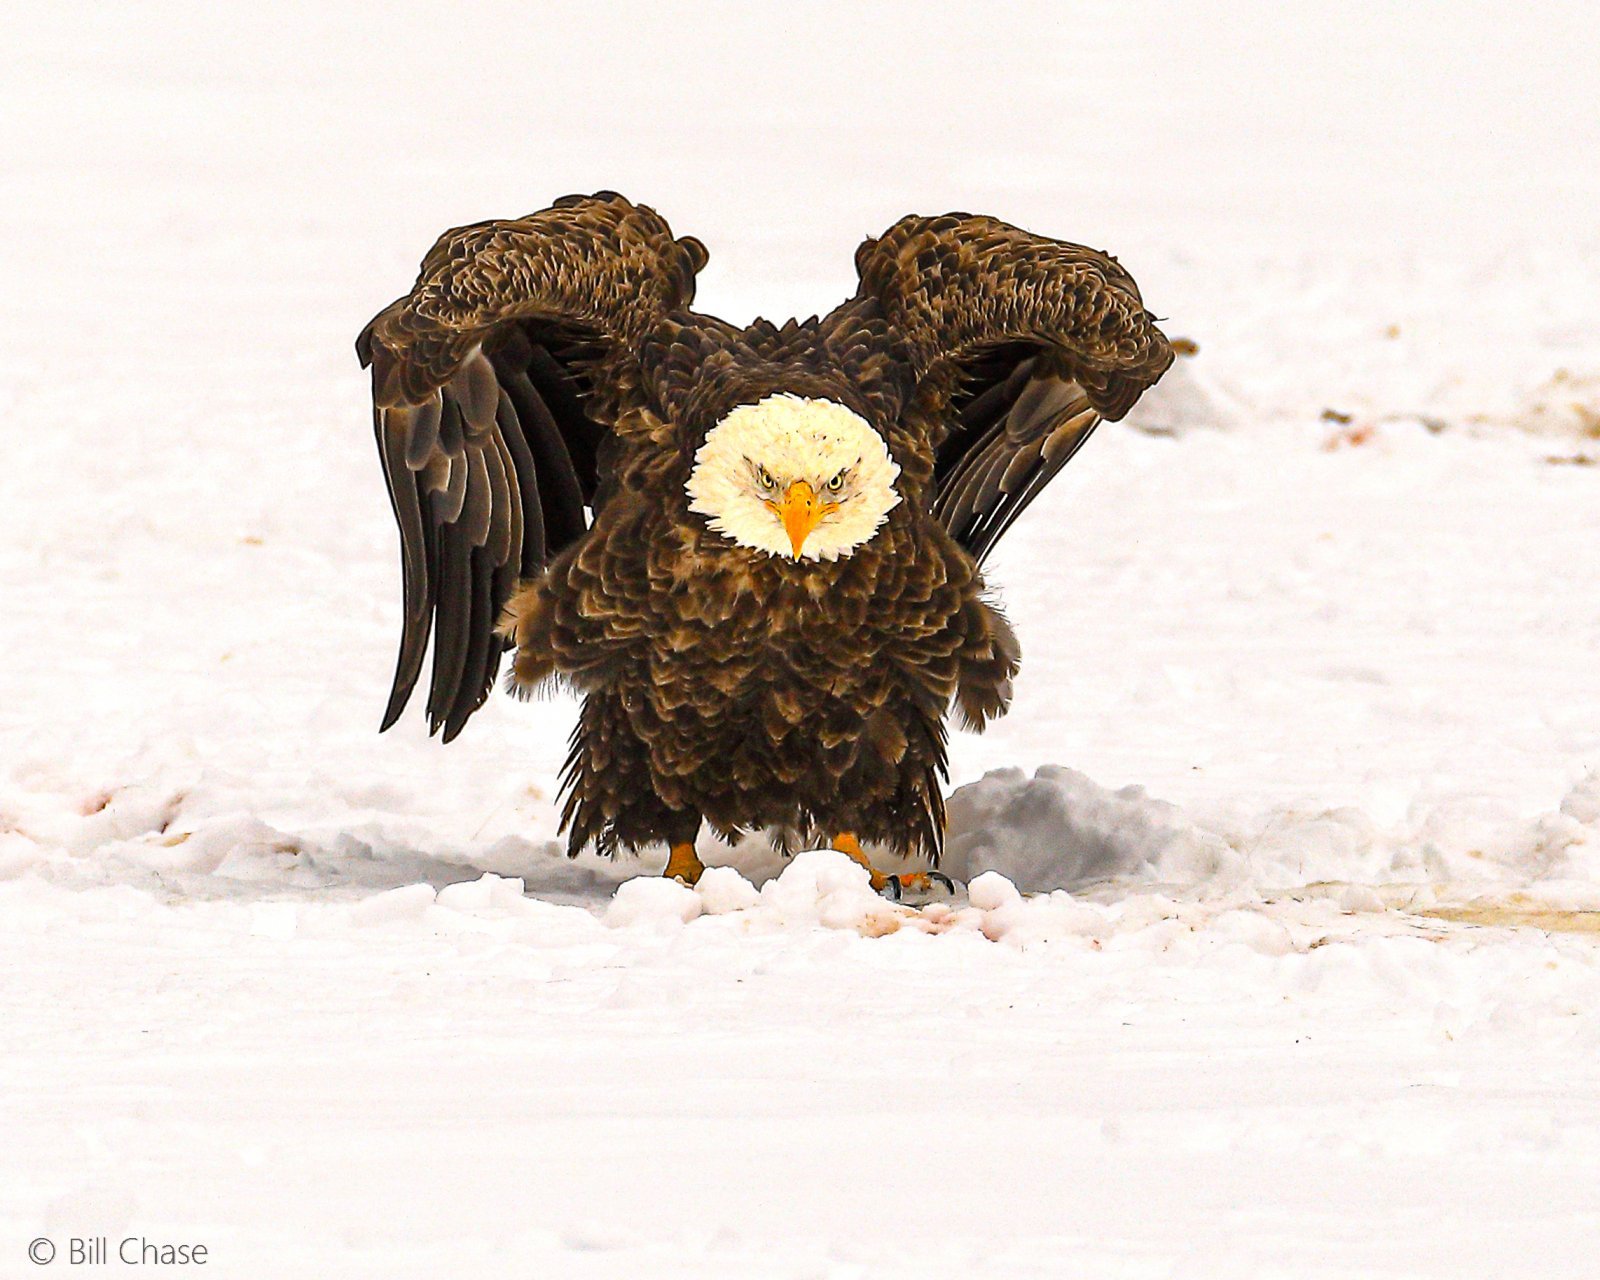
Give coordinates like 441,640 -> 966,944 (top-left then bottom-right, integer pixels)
359,194 -> 1172,869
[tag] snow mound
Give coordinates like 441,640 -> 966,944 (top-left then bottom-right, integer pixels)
606,876 -> 702,930
692,863 -> 762,914
595,849 -> 1392,953
607,850 -> 906,936
601,850 -> 968,940
436,871 -> 530,913
938,766 -> 1600,906
944,766 -> 1240,892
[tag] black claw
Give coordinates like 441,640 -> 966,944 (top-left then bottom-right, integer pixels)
879,871 -> 957,900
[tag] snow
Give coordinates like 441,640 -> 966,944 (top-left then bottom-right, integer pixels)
5,1 -> 1600,1276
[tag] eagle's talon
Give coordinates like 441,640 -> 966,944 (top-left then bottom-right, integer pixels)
881,872 -> 957,899
831,833 -> 954,900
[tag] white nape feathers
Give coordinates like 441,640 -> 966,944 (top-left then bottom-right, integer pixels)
685,393 -> 902,562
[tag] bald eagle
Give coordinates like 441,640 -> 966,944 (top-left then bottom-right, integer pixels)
358,193 -> 1172,893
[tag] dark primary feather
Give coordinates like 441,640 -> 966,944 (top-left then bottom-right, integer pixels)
365,348 -> 573,740
356,193 -> 705,740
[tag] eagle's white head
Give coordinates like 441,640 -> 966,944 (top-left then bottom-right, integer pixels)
685,393 -> 902,561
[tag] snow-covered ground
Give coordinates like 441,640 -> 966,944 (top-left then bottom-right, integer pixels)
5,3 -> 1600,1276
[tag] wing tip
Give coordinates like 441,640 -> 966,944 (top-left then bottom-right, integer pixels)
379,680 -> 413,734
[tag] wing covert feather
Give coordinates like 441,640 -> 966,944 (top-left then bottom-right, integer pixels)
848,212 -> 1173,564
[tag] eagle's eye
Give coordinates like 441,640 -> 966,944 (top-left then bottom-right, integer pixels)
755,466 -> 776,491
824,472 -> 846,493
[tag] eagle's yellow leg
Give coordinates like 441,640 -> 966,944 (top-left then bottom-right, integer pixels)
663,842 -> 706,886
831,833 -> 893,892
832,833 -> 953,899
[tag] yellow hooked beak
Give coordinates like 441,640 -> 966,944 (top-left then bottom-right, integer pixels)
767,480 -> 839,559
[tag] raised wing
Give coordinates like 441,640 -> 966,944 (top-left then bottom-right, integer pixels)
357,192 -> 707,740
850,214 -> 1173,565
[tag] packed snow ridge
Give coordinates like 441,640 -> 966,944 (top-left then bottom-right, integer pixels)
602,849 -> 1308,951
12,762 -> 1598,948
